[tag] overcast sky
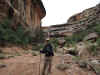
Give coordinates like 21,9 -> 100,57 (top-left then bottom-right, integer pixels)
42,0 -> 100,26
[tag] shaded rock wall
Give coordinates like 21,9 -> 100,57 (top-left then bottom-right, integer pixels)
0,0 -> 46,38
0,0 -> 9,22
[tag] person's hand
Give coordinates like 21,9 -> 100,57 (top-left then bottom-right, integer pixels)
40,50 -> 42,53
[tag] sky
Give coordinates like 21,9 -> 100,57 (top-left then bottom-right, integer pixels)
42,0 -> 100,26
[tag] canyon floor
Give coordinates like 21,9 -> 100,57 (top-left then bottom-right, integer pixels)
0,53 -> 96,75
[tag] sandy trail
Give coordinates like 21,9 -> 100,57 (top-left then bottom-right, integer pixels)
0,54 -> 96,75
0,55 -> 66,75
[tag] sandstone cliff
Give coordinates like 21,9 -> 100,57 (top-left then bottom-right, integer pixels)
67,3 -> 100,32
49,3 -> 100,36
0,0 -> 46,37
0,0 -> 9,22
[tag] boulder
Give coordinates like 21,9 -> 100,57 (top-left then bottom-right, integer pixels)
84,33 -> 98,41
0,63 -> 6,68
76,42 -> 89,58
63,47 -> 78,56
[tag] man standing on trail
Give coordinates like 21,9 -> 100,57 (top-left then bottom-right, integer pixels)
40,38 -> 54,75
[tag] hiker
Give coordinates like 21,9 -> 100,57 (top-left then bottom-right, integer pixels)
40,38 -> 54,75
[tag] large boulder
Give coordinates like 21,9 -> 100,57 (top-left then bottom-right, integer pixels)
83,33 -> 98,41
76,42 -> 89,58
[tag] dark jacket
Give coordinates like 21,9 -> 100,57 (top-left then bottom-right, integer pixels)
40,43 -> 54,57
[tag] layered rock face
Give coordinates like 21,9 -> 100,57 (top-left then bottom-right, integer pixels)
67,3 -> 100,32
0,0 -> 9,22
0,0 -> 46,37
49,3 -> 100,36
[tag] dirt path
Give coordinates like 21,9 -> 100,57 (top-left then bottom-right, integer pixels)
0,55 -> 66,75
0,54 -> 96,75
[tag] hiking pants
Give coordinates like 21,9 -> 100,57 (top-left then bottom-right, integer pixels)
42,56 -> 53,75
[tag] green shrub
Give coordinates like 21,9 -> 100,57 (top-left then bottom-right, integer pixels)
7,55 -> 15,58
96,38 -> 100,46
32,44 -> 43,51
15,53 -> 21,56
89,45 -> 98,56
0,54 -> 6,59
64,23 -> 100,45
0,19 -> 33,46
64,30 -> 88,44
31,52 -> 37,56
38,44 -> 44,50
50,38 -> 59,51
72,56 -> 81,61
87,23 -> 100,35
93,24 -> 100,35
64,36 -> 73,44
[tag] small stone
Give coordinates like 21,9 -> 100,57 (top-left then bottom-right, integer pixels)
0,63 -> 6,68
91,60 -> 100,64
56,63 -> 70,71
79,61 -> 87,68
